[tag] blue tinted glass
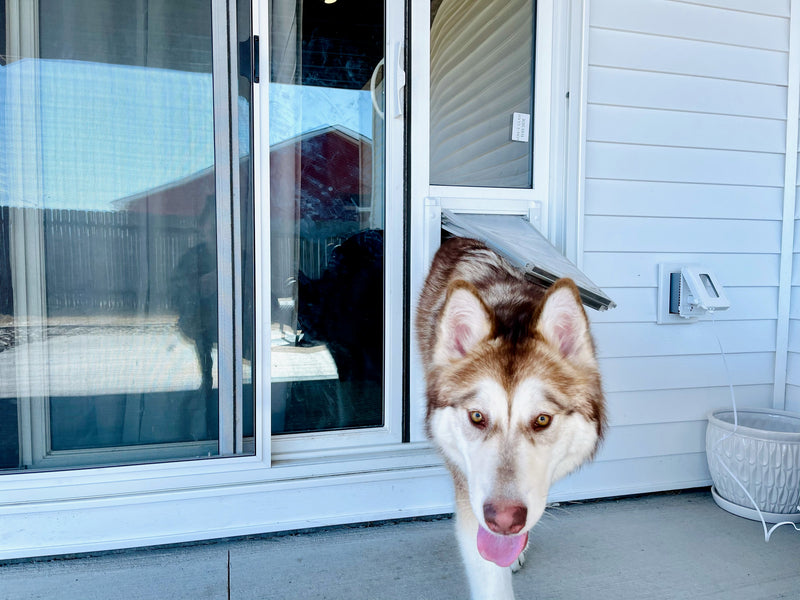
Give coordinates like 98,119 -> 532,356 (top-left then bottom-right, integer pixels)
0,0 -> 253,471
269,0 -> 385,434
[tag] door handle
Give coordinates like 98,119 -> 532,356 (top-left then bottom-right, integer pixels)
370,58 -> 385,120
394,43 -> 405,118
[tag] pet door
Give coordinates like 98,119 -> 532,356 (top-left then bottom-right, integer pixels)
440,209 -> 615,311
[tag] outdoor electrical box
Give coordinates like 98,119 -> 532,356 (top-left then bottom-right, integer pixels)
658,264 -> 730,324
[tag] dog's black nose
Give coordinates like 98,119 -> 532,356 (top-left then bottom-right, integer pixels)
483,501 -> 528,535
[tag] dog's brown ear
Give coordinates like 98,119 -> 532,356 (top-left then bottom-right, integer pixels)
434,281 -> 493,364
534,279 -> 596,368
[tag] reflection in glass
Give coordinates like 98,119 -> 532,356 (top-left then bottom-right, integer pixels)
430,0 -> 536,188
269,0 -> 385,434
0,0 -> 254,471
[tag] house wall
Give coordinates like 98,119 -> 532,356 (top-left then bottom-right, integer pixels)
553,0 -> 792,499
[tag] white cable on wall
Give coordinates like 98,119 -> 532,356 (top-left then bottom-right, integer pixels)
709,313 -> 800,542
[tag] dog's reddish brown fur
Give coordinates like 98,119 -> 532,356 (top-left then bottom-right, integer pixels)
416,236 -> 606,439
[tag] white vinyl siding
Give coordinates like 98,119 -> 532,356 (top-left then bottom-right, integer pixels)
554,0 -> 792,499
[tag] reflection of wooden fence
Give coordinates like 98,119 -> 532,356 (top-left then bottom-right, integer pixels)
0,208 -> 201,315
0,208 -> 356,317
272,234 -> 348,282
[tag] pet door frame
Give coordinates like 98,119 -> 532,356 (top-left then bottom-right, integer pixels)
407,0 -> 582,442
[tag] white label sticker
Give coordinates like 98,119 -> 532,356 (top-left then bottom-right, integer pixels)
511,112 -> 530,142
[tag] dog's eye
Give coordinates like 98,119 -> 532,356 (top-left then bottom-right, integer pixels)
533,414 -> 552,430
469,410 -> 486,427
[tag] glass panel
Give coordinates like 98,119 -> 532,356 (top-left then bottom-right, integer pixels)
429,0 -> 536,188
0,0 -> 253,471
269,0 -> 385,434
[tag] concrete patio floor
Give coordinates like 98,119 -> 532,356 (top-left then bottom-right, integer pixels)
2,489 -> 799,600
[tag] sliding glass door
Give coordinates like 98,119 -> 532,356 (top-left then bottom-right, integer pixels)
1,0 -> 405,472
0,0 -> 254,470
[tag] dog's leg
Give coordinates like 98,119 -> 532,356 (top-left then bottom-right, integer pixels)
454,488 -> 515,600
510,537 -> 528,573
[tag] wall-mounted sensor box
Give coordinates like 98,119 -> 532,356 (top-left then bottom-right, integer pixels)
658,264 -> 730,324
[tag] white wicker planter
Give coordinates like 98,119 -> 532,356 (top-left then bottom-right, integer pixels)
706,408 -> 800,523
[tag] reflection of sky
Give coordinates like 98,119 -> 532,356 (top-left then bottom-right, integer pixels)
0,59 -> 249,212
269,83 -> 375,146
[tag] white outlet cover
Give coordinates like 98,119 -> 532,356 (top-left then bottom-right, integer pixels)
657,263 -> 696,324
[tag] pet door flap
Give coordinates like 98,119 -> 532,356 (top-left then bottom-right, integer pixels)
441,210 -> 616,311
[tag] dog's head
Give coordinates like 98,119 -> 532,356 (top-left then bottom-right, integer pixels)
426,278 -> 605,567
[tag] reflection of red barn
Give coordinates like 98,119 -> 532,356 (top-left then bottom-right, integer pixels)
119,125 -> 372,224
270,126 -> 376,282
117,159 -> 250,217
270,126 -> 373,226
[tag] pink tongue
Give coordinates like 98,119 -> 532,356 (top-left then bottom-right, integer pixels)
477,526 -> 528,567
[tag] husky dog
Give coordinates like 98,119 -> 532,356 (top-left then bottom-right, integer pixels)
416,237 -> 606,600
